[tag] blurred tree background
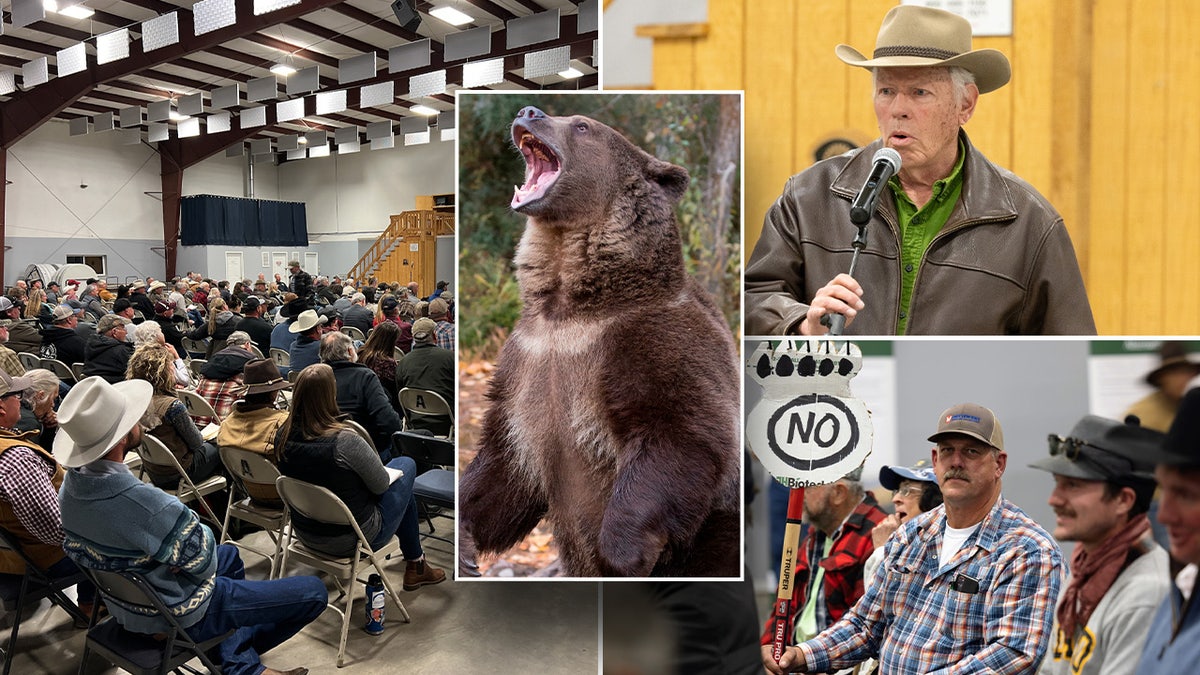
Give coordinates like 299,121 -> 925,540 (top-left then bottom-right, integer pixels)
458,92 -> 742,360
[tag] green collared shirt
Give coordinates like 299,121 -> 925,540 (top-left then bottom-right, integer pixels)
887,139 -> 966,334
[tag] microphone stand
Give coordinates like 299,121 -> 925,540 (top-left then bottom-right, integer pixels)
822,214 -> 869,336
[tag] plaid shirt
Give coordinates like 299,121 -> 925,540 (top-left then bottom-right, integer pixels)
192,375 -> 243,426
761,492 -> 888,645
0,345 -> 24,378
799,495 -> 1063,674
0,444 -> 62,546
434,319 -> 455,352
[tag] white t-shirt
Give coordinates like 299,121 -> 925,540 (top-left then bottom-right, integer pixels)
940,522 -> 981,568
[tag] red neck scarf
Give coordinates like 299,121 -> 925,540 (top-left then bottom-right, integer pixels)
1057,513 -> 1151,641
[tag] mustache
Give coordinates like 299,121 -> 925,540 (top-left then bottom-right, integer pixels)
943,470 -> 971,482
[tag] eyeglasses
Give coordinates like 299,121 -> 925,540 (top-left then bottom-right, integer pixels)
1047,434 -> 1086,460
894,485 -> 925,498
935,445 -> 993,461
1,392 -> 22,400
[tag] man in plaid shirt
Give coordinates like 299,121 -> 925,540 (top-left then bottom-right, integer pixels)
0,370 -> 96,618
768,403 -> 1063,674
759,466 -> 888,652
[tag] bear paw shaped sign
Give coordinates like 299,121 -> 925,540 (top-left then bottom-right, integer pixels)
746,340 -> 873,488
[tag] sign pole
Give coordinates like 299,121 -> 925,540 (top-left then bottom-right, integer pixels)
771,486 -> 805,663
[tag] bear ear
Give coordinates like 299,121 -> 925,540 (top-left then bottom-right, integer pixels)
646,158 -> 689,204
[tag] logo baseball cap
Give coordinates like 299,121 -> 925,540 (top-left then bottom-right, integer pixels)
928,402 -> 1004,451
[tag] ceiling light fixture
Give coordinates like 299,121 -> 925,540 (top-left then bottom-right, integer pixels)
410,104 -> 438,116
558,67 -> 583,79
270,62 -> 297,76
430,6 -> 472,26
169,110 -> 188,122
44,1 -> 95,18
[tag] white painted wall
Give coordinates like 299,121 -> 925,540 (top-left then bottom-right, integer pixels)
3,120 -> 455,284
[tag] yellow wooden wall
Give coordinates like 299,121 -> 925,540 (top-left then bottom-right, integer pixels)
633,0 -> 1200,335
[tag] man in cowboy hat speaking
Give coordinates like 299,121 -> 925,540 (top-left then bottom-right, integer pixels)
745,5 -> 1095,336
54,377 -> 325,675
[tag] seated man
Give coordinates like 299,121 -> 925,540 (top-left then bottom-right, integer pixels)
54,377 -> 325,675
1031,415 -> 1168,675
195,330 -> 256,425
40,304 -> 86,365
319,331 -> 402,459
396,318 -> 454,437
287,309 -> 326,374
0,371 -> 96,621
216,358 -> 292,508
82,314 -> 134,384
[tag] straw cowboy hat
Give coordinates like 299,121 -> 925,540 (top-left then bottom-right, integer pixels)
836,5 -> 1011,94
53,377 -> 153,468
288,309 -> 327,333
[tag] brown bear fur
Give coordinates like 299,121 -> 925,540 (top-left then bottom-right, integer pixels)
459,107 -> 741,577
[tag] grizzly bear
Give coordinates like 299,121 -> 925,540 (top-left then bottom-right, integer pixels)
458,106 -> 741,577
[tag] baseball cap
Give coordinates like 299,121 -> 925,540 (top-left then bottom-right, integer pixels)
243,296 -> 260,312
51,304 -> 81,322
0,370 -> 32,397
879,459 -> 938,490
153,300 -> 173,315
928,403 -> 1004,451
381,297 -> 399,312
412,317 -> 436,341
1030,415 -> 1161,484
0,297 -> 13,313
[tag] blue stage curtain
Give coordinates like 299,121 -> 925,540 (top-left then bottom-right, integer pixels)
180,195 -> 308,246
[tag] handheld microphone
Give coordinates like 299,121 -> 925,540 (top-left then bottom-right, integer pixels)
849,148 -> 902,225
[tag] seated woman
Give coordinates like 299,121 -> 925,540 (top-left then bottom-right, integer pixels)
126,343 -> 221,489
133,319 -> 190,388
187,297 -> 239,358
276,364 -> 445,591
356,321 -> 401,410
14,368 -> 62,449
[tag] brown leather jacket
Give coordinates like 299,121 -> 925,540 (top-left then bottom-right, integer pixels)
745,133 -> 1096,335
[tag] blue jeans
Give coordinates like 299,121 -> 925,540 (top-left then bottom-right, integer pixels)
188,545 -> 327,675
369,457 -> 423,560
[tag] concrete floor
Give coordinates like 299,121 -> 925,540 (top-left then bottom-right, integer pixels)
4,532 -> 600,674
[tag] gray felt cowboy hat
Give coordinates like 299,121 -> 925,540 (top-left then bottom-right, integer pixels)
836,5 -> 1011,94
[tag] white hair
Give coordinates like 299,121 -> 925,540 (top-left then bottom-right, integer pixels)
133,319 -> 164,346
22,368 -> 59,407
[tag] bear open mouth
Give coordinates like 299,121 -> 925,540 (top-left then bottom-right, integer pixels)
512,129 -> 562,209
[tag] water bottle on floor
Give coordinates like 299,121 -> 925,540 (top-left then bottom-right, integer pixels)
364,573 -> 385,635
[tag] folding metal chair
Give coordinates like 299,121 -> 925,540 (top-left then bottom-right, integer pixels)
134,435 -> 228,535
343,419 -> 377,453
181,337 -> 209,360
39,358 -> 77,385
248,344 -> 265,359
397,387 -> 454,439
340,326 -> 366,341
16,353 -> 39,371
218,446 -> 288,579
269,348 -> 291,368
77,567 -> 232,675
392,431 -> 455,546
0,526 -> 88,675
69,362 -> 86,382
177,388 -> 222,425
187,359 -> 207,383
275,476 -> 411,668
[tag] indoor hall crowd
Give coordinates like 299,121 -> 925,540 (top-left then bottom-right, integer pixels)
0,264 -> 461,674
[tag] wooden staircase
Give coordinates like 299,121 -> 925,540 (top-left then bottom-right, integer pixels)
348,210 -> 455,290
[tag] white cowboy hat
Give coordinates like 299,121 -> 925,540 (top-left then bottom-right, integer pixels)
288,309 -> 328,334
835,5 -> 1011,94
54,377 -> 153,468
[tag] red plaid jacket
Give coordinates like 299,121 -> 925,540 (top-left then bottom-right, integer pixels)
761,491 -> 888,645
192,375 -> 243,427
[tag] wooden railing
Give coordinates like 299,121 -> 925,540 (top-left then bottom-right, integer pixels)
347,210 -> 455,287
